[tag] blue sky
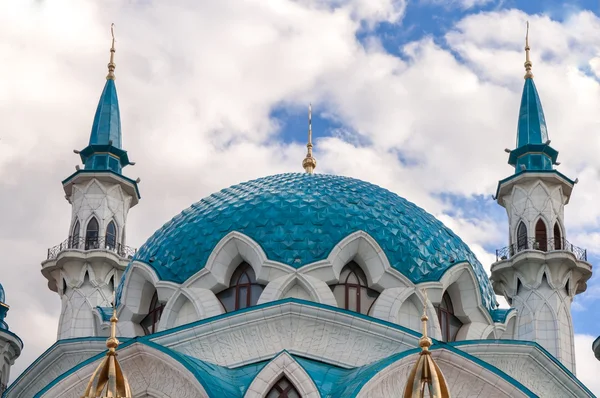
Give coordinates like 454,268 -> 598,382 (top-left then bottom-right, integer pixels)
2,0 -> 600,392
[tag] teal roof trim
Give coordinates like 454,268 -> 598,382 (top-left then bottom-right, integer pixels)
490,307 -> 514,323
129,173 -> 497,310
62,169 -> 141,199
517,78 -> 548,148
495,169 -> 575,199
96,306 -> 113,322
89,79 -> 122,148
451,340 -> 596,397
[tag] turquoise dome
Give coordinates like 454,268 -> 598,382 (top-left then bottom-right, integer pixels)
132,173 -> 496,310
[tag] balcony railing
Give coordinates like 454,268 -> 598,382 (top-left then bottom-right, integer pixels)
47,236 -> 137,260
495,237 -> 587,262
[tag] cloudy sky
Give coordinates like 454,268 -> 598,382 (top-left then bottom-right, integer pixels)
2,0 -> 600,393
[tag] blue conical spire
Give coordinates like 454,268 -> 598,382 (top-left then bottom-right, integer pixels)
78,24 -> 131,174
507,24 -> 558,173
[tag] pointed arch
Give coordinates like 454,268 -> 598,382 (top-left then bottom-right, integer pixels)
435,292 -> 463,342
71,219 -> 81,249
329,261 -> 379,315
217,262 -> 264,312
516,221 -> 528,251
140,291 -> 165,335
535,218 -> 548,251
554,222 -> 562,250
244,352 -> 320,398
85,217 -> 100,250
266,376 -> 301,398
105,220 -> 117,250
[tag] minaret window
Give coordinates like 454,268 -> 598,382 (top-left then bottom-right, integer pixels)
106,221 -> 117,250
535,219 -> 547,251
266,376 -> 300,398
554,222 -> 562,250
436,292 -> 462,342
217,263 -> 264,313
330,262 -> 379,315
516,221 -> 528,251
71,220 -> 80,249
140,291 -> 164,335
85,218 -> 100,250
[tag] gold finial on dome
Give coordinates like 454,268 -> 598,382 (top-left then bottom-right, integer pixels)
302,103 -> 317,174
403,289 -> 451,398
524,21 -> 533,79
107,23 -> 116,80
81,293 -> 132,398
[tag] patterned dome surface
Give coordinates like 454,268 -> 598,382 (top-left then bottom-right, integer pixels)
133,173 -> 496,310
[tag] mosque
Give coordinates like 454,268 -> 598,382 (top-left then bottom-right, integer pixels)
0,24 -> 596,398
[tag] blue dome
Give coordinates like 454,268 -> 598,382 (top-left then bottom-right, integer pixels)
133,173 -> 496,310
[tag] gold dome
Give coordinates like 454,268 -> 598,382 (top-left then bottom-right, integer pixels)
403,291 -> 451,398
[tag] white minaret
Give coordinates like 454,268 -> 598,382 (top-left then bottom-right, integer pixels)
0,286 -> 23,394
491,25 -> 592,374
41,25 -> 140,340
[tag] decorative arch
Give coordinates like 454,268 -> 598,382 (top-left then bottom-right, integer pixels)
330,261 -> 379,315
244,352 -> 320,398
535,218 -> 548,251
257,273 -> 337,307
85,216 -> 100,250
436,292 -> 463,342
105,220 -> 117,250
140,291 -> 165,335
71,219 -> 81,249
553,222 -> 563,250
516,221 -> 528,251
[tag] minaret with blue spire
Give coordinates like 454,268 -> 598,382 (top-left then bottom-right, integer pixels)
490,23 -> 592,374
41,24 -> 141,340
0,284 -> 24,394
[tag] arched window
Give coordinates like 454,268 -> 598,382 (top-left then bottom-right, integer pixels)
516,221 -> 528,252
105,221 -> 117,250
330,262 -> 379,315
85,217 -> 99,250
71,220 -> 80,249
266,376 -> 300,398
535,219 -> 547,251
554,222 -> 562,250
436,292 -> 463,342
217,263 -> 264,313
140,292 -> 164,335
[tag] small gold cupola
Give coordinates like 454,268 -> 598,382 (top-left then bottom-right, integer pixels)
403,290 -> 451,398
302,104 -> 317,174
81,300 -> 132,398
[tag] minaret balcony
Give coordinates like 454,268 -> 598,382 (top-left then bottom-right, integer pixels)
47,237 -> 137,260
495,238 -> 587,262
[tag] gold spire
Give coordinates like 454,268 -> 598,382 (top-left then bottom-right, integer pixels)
524,21 -> 533,79
403,290 -> 451,398
107,23 -> 116,80
81,295 -> 132,398
302,103 -> 317,174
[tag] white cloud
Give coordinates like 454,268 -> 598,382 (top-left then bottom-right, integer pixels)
575,334 -> 600,394
0,0 -> 599,394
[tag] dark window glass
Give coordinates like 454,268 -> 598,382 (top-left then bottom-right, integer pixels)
216,263 -> 264,313
140,292 -> 164,335
516,222 -> 527,251
330,262 -> 379,315
554,223 -> 562,250
535,219 -> 547,251
436,292 -> 463,342
72,220 -> 80,249
106,221 -> 117,250
266,376 -> 300,398
85,218 -> 99,250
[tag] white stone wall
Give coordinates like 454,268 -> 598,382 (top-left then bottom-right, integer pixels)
499,179 -> 567,247
69,178 -> 133,247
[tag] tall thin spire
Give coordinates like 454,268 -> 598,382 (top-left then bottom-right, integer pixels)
524,21 -> 533,79
81,294 -> 132,398
403,290 -> 450,398
302,103 -> 317,174
107,23 -> 116,80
